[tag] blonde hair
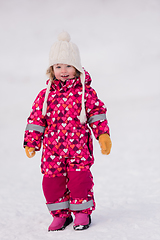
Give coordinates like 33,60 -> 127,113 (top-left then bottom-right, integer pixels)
46,65 -> 80,81
46,66 -> 55,80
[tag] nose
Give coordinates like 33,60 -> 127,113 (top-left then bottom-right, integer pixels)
61,66 -> 67,73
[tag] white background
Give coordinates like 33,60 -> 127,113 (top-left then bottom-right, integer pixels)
0,0 -> 160,239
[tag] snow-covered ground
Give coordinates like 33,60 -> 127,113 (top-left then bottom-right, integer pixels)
0,0 -> 160,239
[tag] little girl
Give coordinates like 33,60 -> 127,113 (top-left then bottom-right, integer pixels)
24,32 -> 112,231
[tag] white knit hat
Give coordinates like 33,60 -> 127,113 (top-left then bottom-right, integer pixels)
42,31 -> 86,124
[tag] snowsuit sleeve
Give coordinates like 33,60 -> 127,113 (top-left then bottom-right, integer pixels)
85,78 -> 110,140
23,89 -> 47,151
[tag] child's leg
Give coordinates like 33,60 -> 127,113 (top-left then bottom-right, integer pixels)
67,170 -> 95,215
42,175 -> 70,218
67,170 -> 95,229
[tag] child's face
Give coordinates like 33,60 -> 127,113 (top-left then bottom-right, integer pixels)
53,64 -> 76,82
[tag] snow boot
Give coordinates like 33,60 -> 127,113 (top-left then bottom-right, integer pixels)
48,216 -> 73,231
73,213 -> 91,230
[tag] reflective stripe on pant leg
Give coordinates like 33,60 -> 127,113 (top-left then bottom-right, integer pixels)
70,200 -> 94,211
47,199 -> 94,211
47,201 -> 69,211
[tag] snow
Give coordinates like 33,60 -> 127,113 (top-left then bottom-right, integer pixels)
0,0 -> 160,239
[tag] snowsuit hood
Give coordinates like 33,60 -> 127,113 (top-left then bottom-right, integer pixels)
45,68 -> 92,88
43,68 -> 92,124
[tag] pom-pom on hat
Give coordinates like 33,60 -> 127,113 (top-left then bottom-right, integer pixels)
42,32 -> 87,124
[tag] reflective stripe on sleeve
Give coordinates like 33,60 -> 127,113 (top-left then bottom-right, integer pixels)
70,200 -> 94,211
47,201 -> 69,211
25,124 -> 45,133
88,114 -> 106,124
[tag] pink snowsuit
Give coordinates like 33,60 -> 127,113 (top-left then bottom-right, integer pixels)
24,69 -> 110,217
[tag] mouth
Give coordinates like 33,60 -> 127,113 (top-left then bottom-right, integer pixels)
61,75 -> 69,78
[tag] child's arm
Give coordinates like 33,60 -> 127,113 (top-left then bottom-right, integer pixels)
23,89 -> 47,156
85,86 -> 112,155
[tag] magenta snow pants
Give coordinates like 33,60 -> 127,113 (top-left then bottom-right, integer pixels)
42,170 -> 95,218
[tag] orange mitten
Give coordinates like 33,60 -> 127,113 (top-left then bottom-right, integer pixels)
25,146 -> 36,158
98,134 -> 112,155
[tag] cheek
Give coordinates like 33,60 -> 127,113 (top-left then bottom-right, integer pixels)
54,69 -> 60,78
70,68 -> 76,76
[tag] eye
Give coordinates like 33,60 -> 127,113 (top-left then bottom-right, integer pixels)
56,66 -> 61,69
67,65 -> 71,68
